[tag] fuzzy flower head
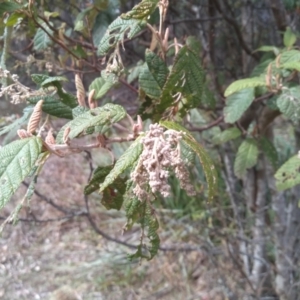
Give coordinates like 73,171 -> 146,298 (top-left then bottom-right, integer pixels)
131,124 -> 196,201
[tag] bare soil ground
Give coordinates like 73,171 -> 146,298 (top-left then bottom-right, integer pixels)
0,150 -> 228,300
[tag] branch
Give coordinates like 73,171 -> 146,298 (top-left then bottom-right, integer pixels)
187,115 -> 224,132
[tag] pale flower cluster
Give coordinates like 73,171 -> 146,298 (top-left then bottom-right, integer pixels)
0,68 -> 42,104
131,124 -> 196,201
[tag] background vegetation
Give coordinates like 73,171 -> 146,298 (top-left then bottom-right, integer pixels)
1,0 -> 300,299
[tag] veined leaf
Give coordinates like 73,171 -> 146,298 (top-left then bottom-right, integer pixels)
224,77 -> 266,97
28,95 -> 73,119
98,17 -> 146,55
121,0 -> 159,20
56,104 -> 126,143
33,22 -> 53,51
0,2 -> 24,17
234,138 -> 259,178
41,76 -> 68,87
280,62 -> 300,72
128,60 -> 144,83
125,196 -> 160,260
160,121 -> 217,201
85,165 -> 126,210
139,64 -> 162,99
158,45 -> 205,114
275,155 -> 300,191
224,88 -> 255,124
145,49 -> 169,88
260,137 -> 278,169
0,137 -> 43,209
212,127 -> 241,145
284,27 -> 297,48
84,165 -> 113,195
279,50 -> 300,64
31,74 -> 51,86
89,73 -> 116,99
99,138 -> 143,192
276,86 -> 300,122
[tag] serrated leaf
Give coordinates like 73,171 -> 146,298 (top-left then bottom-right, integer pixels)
121,0 -> 159,20
160,121 -> 217,201
33,22 -> 53,51
158,45 -> 204,115
284,27 -> 297,48
260,137 -> 278,169
99,138 -> 143,192
145,49 -> 169,88
250,58 -> 273,77
224,77 -> 266,97
41,76 -> 68,87
276,86 -> 300,122
28,95 -> 73,119
280,62 -> 300,72
279,50 -> 300,64
126,197 -> 160,260
275,155 -> 300,190
102,178 -> 126,210
88,74 -> 116,99
56,104 -> 127,143
212,127 -> 241,145
224,88 -> 255,124
0,1 -> 24,17
98,17 -> 146,55
139,64 -> 162,99
234,138 -> 259,178
72,106 -> 89,118
84,165 -> 113,195
0,137 -> 43,209
31,74 -> 50,86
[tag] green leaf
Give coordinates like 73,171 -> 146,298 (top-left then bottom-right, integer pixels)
158,45 -> 205,114
276,86 -> 300,122
102,178 -> 126,210
224,77 -> 266,97
33,22 -> 53,51
121,0 -> 159,20
99,138 -> 143,192
88,74 -> 116,99
212,127 -> 241,145
31,74 -> 50,86
255,46 -> 280,56
74,6 -> 94,32
128,60 -> 144,84
84,165 -> 126,210
41,76 -> 68,87
0,137 -> 43,209
224,88 -> 255,124
84,165 -> 113,195
125,196 -> 160,260
280,62 -> 300,72
260,137 -> 278,169
145,49 -> 169,88
27,95 -> 73,119
56,104 -> 127,143
160,121 -> 217,201
284,27 -> 297,48
275,155 -> 300,191
6,12 -> 24,26
234,138 -> 259,178
0,2 -> 23,17
98,17 -> 146,55
139,64 -> 162,99
279,50 -> 300,64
